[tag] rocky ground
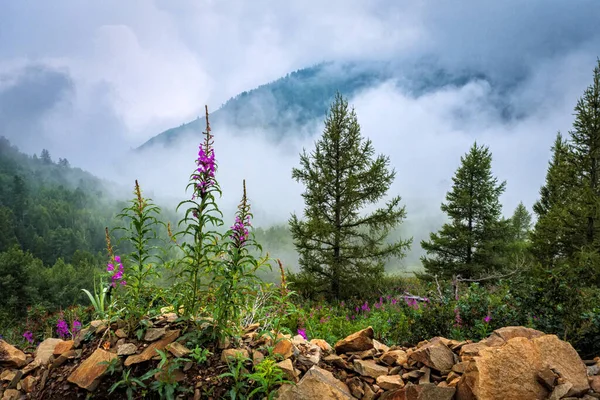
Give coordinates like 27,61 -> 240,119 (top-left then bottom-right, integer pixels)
1,314 -> 599,399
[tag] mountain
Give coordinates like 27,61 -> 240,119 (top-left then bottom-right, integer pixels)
137,60 -> 491,150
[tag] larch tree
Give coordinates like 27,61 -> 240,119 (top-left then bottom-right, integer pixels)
420,142 -> 510,279
288,92 -> 411,300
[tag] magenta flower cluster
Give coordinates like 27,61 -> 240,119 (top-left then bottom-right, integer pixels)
230,215 -> 251,244
56,318 -> 82,339
107,255 -> 126,287
193,145 -> 216,196
22,331 -> 34,344
297,328 -> 307,340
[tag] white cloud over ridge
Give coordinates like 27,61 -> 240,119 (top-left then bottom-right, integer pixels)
1,0 -> 599,267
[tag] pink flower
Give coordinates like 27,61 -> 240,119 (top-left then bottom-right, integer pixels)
297,328 -> 307,340
483,314 -> 491,323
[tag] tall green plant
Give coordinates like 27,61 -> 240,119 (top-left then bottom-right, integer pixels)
114,180 -> 164,314
173,107 -> 224,319
210,180 -> 271,339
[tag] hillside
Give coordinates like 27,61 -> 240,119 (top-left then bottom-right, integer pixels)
137,61 -> 490,150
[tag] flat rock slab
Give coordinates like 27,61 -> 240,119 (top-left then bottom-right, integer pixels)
124,330 -> 180,367
335,326 -> 374,354
35,338 -> 64,366
67,348 -> 117,391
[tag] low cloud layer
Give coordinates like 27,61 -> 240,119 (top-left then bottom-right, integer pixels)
1,0 -> 599,268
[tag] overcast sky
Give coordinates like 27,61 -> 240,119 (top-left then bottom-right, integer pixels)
1,0 -> 600,265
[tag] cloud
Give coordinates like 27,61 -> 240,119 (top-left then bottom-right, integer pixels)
0,0 -> 599,269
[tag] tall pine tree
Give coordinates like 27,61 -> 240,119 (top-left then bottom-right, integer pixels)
289,92 -> 411,300
530,132 -> 577,265
420,142 -> 509,279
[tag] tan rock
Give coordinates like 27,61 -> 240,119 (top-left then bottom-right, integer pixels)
354,359 -> 389,378
0,370 -> 16,381
376,374 -> 405,390
548,382 -> 573,400
482,326 -> 544,347
67,348 -> 118,391
374,340 -> 390,353
1,389 -> 22,400
296,341 -> 322,368
34,338 -> 63,366
409,340 -> 455,373
89,320 -> 108,335
456,334 -> 589,400
277,365 -> 354,399
244,322 -> 260,332
347,376 -> 364,398
334,326 -> 374,354
144,327 -> 167,342
277,358 -> 300,382
20,375 -> 36,392
381,382 -> 455,400
252,350 -> 265,366
0,340 -> 27,368
53,340 -> 74,356
166,342 -> 191,358
117,343 -> 138,356
124,330 -> 180,367
221,348 -> 250,363
381,350 -> 408,366
115,329 -> 128,338
310,339 -> 333,354
590,375 -> 600,392
273,338 -> 294,359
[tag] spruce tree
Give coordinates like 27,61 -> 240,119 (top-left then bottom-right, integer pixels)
420,142 -> 509,279
510,202 -> 532,242
289,92 -> 411,300
530,132 -> 577,265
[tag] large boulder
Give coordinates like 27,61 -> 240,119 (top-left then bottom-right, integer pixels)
0,340 -> 27,368
334,326 -> 374,354
457,334 -> 589,400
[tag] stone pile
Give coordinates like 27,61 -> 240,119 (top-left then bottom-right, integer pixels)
1,319 -> 599,400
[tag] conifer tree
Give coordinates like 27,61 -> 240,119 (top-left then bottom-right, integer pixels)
289,92 -> 411,300
420,142 -> 509,279
510,202 -> 532,242
530,132 -> 576,265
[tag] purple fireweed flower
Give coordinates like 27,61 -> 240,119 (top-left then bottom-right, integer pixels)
56,319 -> 70,338
391,298 -> 397,305
453,307 -> 462,327
72,320 -> 82,333
106,263 -> 114,272
194,145 -> 216,195
114,255 -> 121,263
230,215 -> 251,243
483,314 -> 491,323
108,256 -> 125,288
340,301 -> 345,308
297,328 -> 307,340
23,331 -> 34,344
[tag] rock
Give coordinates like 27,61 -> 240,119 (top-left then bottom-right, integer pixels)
89,320 -> 108,335
347,376 -> 364,398
20,375 -> 36,392
1,370 -> 16,381
166,342 -> 191,358
124,330 -> 180,367
363,383 -> 377,400
589,375 -> 600,392
381,350 -> 408,366
273,339 -> 294,359
53,340 -> 74,356
353,359 -> 389,378
0,340 -> 27,368
252,350 -> 265,366
1,389 -> 22,400
276,358 -> 300,382
310,339 -> 333,354
376,374 -> 405,390
459,343 -> 490,361
548,382 -> 573,400
457,334 -> 589,400
482,326 -> 544,347
117,343 -> 138,356
296,341 -> 322,368
381,382 -> 455,400
537,367 -> 558,390
452,361 -> 469,374
374,340 -> 390,353
144,327 -> 167,342
35,338 -> 63,366
67,348 -> 118,391
73,328 -> 90,348
221,348 -> 250,363
162,312 -> 179,323
409,339 -> 455,373
335,326 -> 374,354
323,354 -> 348,369
277,365 -> 354,399
115,329 -> 128,339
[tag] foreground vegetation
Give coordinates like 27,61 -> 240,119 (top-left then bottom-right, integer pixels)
1,60 -> 600,397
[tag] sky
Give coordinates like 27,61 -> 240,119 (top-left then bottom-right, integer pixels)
1,0 -> 600,267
